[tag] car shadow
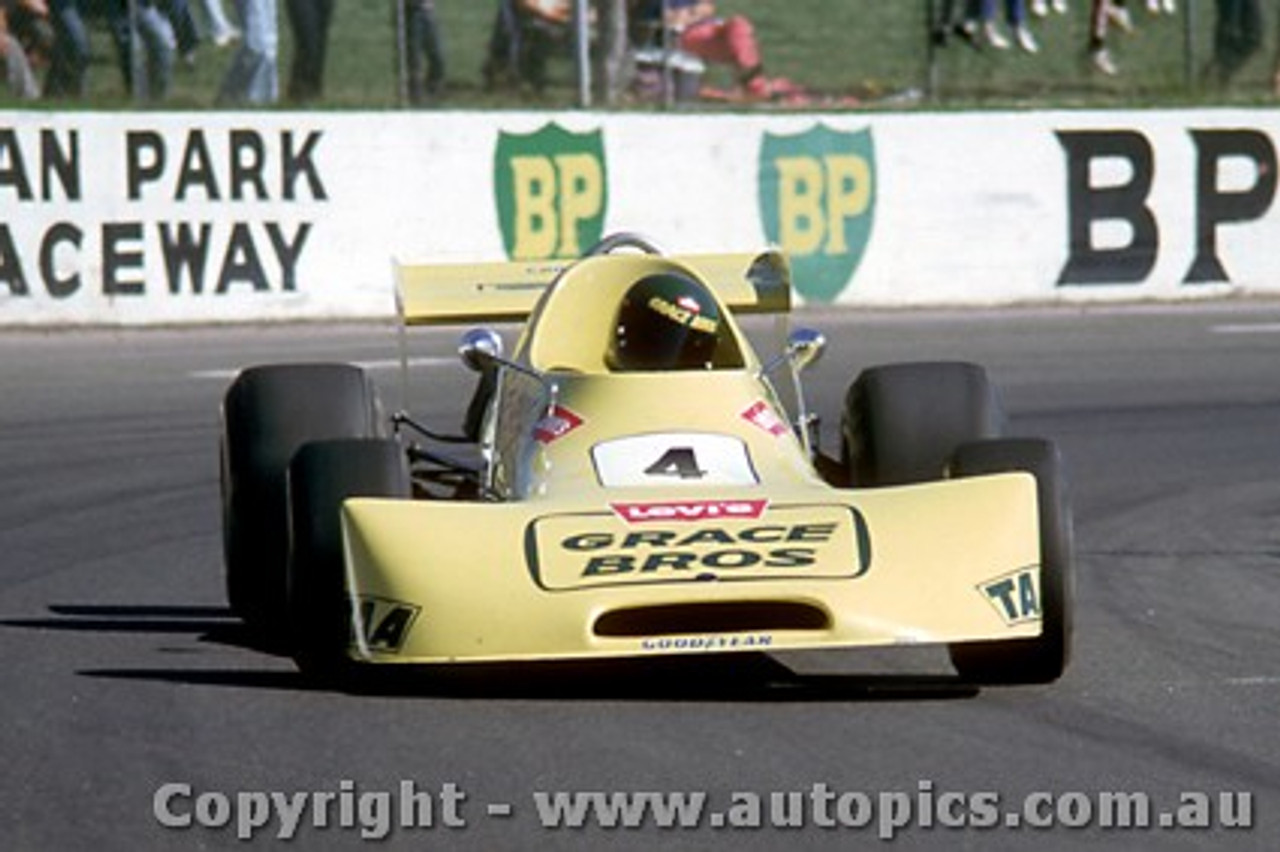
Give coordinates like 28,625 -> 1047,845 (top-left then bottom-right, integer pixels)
6,602 -> 981,703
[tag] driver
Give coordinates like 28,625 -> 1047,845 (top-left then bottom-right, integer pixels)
606,272 -> 722,371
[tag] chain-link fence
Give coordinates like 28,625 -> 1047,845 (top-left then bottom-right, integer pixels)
2,1 -> 1276,109
465,0 -> 1280,109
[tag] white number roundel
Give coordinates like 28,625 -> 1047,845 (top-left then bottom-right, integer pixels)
591,433 -> 758,487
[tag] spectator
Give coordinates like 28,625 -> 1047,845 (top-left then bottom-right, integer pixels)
1,0 -> 43,99
631,0 -> 793,100
939,0 -> 1037,53
1209,0 -> 1263,86
483,0 -> 571,94
162,0 -> 201,67
192,0 -> 239,47
284,0 -> 332,101
44,0 -> 89,97
218,0 -> 276,104
107,0 -> 177,101
403,0 -> 445,104
1273,10 -> 1280,95
1031,0 -> 1068,14
1088,0 -> 1132,75
991,0 -> 1038,53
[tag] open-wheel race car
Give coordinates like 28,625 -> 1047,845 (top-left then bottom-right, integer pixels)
219,233 -> 1072,687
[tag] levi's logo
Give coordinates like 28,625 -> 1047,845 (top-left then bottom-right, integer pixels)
610,499 -> 769,524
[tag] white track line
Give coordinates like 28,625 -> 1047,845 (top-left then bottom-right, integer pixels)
190,356 -> 455,380
1210,322 -> 1280,334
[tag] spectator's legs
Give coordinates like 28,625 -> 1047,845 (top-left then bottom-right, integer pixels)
679,15 -> 761,77
219,0 -> 278,104
406,0 -> 445,103
1088,0 -> 1119,74
137,3 -> 177,99
45,0 -> 91,98
285,0 -> 333,101
193,0 -> 239,45
483,1 -> 519,88
162,0 -> 200,60
3,37 -> 41,100
1213,0 -> 1263,83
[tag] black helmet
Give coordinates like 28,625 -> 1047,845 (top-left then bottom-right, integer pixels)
606,273 -> 722,371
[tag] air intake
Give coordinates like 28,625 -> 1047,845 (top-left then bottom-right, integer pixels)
594,602 -> 829,638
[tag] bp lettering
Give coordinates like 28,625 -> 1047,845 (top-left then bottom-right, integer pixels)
495,124 -> 607,262
1057,128 -> 1277,286
506,153 -> 603,259
773,154 -> 871,256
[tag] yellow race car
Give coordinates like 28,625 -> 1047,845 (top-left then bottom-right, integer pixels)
219,234 -> 1072,687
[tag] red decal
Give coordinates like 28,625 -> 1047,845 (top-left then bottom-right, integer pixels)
741,401 -> 788,437
610,499 -> 769,524
533,405 -> 584,444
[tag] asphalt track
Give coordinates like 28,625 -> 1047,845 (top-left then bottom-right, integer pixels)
1,303 -> 1278,851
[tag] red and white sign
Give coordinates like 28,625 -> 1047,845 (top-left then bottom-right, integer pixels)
610,499 -> 769,524
533,404 -> 584,444
741,400 -> 789,437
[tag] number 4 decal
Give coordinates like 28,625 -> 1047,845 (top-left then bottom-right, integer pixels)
591,433 -> 758,487
643,447 -> 705,479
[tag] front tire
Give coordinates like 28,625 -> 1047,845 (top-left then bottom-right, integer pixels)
948,439 -> 1074,685
219,364 -> 382,639
842,361 -> 1005,486
286,438 -> 411,683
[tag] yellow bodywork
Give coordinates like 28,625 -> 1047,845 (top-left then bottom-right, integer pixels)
343,249 -> 1045,664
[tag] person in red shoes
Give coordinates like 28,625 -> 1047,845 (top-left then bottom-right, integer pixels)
633,0 -> 792,100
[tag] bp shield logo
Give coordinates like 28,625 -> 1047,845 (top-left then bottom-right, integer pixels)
494,123 -> 608,261
759,125 -> 876,303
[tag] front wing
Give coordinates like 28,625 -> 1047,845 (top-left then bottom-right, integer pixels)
341,474 -> 1043,664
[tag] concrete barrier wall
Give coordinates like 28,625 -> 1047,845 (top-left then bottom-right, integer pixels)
1,108 -> 1278,325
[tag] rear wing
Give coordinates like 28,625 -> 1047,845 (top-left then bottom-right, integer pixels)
394,250 -> 791,327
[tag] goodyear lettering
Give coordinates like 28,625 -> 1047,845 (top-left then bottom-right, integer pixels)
641,634 -> 773,651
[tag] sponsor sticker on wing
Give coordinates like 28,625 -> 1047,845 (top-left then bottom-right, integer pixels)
526,504 -> 871,590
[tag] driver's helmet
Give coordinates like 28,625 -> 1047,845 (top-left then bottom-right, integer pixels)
606,272 -> 723,371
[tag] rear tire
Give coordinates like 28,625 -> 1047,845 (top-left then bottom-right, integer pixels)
219,364 -> 382,640
286,439 -> 411,684
842,362 -> 1005,486
947,439 -> 1074,685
